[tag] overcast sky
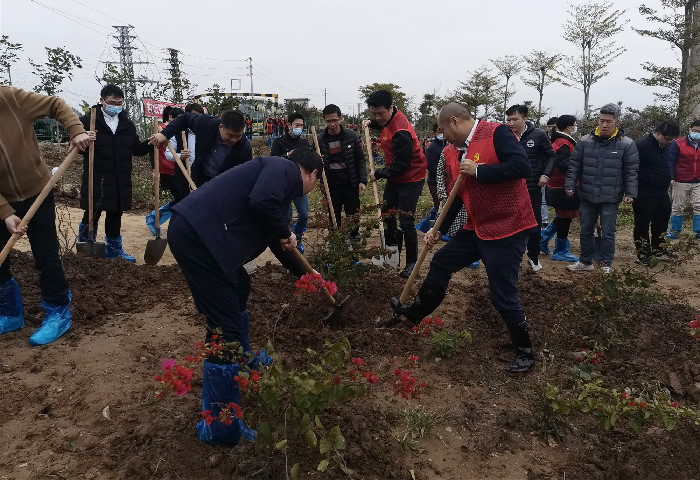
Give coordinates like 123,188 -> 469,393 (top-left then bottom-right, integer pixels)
0,0 -> 679,119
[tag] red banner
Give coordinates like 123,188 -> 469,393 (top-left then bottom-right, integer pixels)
142,98 -> 207,118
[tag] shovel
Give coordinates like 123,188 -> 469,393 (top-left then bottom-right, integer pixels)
290,248 -> 350,323
363,126 -> 392,265
378,173 -> 466,327
310,126 -> 338,230
166,142 -> 197,191
181,131 -> 193,191
144,119 -> 168,265
0,149 -> 79,265
76,108 -> 105,258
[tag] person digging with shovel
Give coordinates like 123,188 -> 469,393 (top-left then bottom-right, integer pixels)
164,148 -> 322,446
389,102 -> 538,374
0,86 -> 90,345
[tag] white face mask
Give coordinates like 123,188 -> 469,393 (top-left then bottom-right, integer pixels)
436,133 -> 444,141
572,125 -> 578,134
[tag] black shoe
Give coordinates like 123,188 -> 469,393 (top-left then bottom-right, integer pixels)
389,286 -> 445,325
400,262 -> 416,278
636,256 -> 651,266
654,249 -> 678,261
508,348 -> 535,374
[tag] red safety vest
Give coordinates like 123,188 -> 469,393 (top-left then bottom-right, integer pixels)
158,122 -> 175,175
379,109 -> 427,183
267,120 -> 274,134
548,137 -> 576,189
673,137 -> 700,182
443,120 -> 536,240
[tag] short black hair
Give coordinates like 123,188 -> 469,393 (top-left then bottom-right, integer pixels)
506,104 -> 528,117
221,110 -> 245,131
169,107 -> 184,120
691,119 -> 700,128
366,90 -> 393,109
546,116 -> 559,126
162,105 -> 173,122
432,123 -> 439,133
100,84 -> 124,100
654,120 -> 680,137
185,103 -> 204,114
323,104 -> 342,117
288,112 -> 304,124
289,147 -> 322,174
556,115 -> 577,131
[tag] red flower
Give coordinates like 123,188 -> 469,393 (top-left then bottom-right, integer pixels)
331,375 -> 342,385
351,357 -> 364,366
621,391 -> 630,399
639,402 -> 647,409
409,355 -> 418,363
669,401 -> 680,408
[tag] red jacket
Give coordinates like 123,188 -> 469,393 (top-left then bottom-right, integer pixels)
266,119 -> 274,134
380,109 -> 426,183
443,121 -> 535,240
673,137 -> 700,182
548,136 -> 576,189
158,122 -> 175,175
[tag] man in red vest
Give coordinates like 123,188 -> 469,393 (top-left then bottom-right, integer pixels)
391,102 -> 537,374
363,90 -> 427,278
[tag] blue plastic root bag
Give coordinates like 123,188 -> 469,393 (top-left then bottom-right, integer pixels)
0,277 -> 24,334
197,360 -> 246,447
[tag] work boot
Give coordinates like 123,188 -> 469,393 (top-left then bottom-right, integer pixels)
77,222 -> 97,243
390,285 -> 445,325
550,238 -> 579,262
667,215 -> 683,239
506,320 -> 535,374
400,262 -> 416,278
540,221 -> 557,254
146,202 -> 173,235
29,291 -> 72,346
0,277 -> 24,334
105,236 -> 136,263
694,215 -> 700,239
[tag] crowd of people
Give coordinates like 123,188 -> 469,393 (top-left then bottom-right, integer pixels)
1,84 -> 699,446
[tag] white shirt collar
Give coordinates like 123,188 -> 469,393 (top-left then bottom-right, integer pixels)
458,119 -> 480,151
103,110 -> 119,133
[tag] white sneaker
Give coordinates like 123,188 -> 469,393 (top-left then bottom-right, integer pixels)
567,261 -> 594,272
601,266 -> 611,274
528,258 -> 542,272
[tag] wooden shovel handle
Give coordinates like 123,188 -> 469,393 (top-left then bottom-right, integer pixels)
181,131 -> 192,183
87,108 -> 96,236
0,149 -> 79,265
290,247 -> 336,306
310,125 -> 338,229
153,118 -> 160,236
363,126 -> 385,239
166,142 -> 197,191
398,173 -> 466,304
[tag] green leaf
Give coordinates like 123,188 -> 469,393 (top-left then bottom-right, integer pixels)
257,421 -> 271,443
315,415 -> 324,429
290,463 -> 300,480
329,425 -> 346,450
275,439 -> 288,451
317,459 -> 330,472
305,429 -> 317,447
319,437 -> 332,455
301,413 -> 311,429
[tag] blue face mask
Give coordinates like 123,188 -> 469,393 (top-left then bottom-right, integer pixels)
690,132 -> 700,141
292,127 -> 303,137
436,133 -> 444,141
104,105 -> 122,116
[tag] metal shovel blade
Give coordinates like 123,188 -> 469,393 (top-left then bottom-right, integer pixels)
76,239 -> 106,258
322,293 -> 351,324
144,236 -> 168,265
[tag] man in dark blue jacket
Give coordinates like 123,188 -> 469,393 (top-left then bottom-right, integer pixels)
425,123 -> 444,210
166,149 -> 322,447
155,110 -> 252,187
633,120 -> 680,264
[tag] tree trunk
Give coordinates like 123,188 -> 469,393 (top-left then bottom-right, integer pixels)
686,0 -> 700,121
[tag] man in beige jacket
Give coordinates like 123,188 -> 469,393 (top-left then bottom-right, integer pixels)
0,86 -> 89,345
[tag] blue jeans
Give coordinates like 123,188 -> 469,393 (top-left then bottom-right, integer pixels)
287,195 -> 309,238
579,200 -> 619,266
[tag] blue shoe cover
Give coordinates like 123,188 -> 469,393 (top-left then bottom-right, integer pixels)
146,203 -> 172,235
468,260 -> 480,269
296,242 -> 304,254
29,291 -> 71,346
105,236 -> 136,263
0,278 -> 24,334
196,360 -> 247,446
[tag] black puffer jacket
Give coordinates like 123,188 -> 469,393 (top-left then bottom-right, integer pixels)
79,106 -> 150,211
316,125 -> 367,187
565,127 -> 639,203
518,121 -> 555,191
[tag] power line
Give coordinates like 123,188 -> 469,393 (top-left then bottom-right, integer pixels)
68,0 -> 130,24
28,0 -> 111,36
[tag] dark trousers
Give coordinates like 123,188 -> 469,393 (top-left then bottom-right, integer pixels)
81,210 -> 122,238
633,191 -> 671,258
161,169 -> 191,206
526,188 -> 543,260
424,228 -> 528,327
554,217 -> 573,239
168,212 -> 250,348
0,192 -> 69,305
382,179 -> 425,264
428,182 -> 439,209
328,182 -> 360,233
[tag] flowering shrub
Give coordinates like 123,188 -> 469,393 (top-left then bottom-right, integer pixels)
392,355 -> 427,399
570,343 -> 605,380
686,315 -> 700,340
153,358 -> 195,398
411,317 -> 471,358
295,272 -> 338,297
411,316 -> 443,337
